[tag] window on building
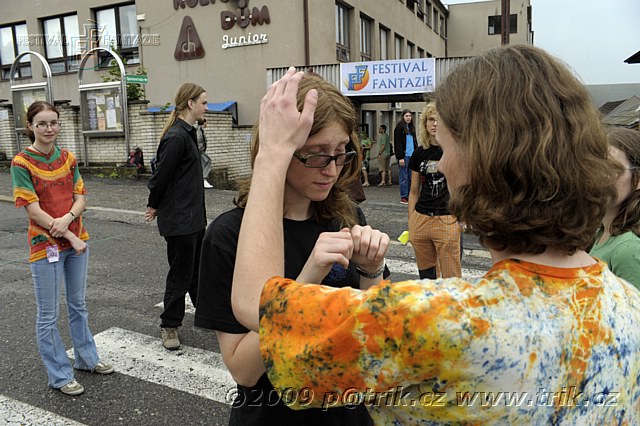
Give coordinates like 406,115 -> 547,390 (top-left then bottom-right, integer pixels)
95,3 -> 139,67
433,10 -> 439,34
488,14 -> 517,35
42,14 -> 80,74
440,15 -> 446,38
0,22 -> 30,80
417,46 -> 424,58
380,27 -> 389,60
394,34 -> 403,59
416,0 -> 425,20
360,15 -> 372,61
426,2 -> 432,27
406,0 -> 415,12
335,3 -> 350,62
407,41 -> 414,59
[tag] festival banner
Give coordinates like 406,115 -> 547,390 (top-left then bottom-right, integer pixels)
340,58 -> 436,96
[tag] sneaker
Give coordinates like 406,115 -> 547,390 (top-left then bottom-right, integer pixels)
400,197 -> 409,205
204,179 -> 213,188
161,327 -> 180,350
93,362 -> 114,375
59,380 -> 84,396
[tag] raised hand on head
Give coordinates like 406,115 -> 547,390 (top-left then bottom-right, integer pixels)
257,67 -> 318,161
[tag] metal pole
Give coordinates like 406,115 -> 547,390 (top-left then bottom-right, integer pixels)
501,0 -> 510,46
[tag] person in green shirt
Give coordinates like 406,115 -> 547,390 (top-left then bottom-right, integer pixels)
590,127 -> 640,289
376,125 -> 392,186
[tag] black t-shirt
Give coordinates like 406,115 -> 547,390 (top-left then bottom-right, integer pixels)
195,207 -> 373,426
408,145 -> 450,215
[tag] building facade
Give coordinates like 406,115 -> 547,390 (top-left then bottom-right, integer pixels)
447,0 -> 533,57
0,0 -> 531,177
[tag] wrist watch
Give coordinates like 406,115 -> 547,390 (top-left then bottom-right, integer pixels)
355,263 -> 386,279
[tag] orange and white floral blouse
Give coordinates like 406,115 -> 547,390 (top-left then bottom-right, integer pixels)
259,258 -> 640,425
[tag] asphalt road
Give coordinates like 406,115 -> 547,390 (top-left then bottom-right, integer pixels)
0,169 -> 491,425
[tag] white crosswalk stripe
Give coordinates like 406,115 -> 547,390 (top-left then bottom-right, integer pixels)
67,327 -> 236,405
0,395 -> 87,426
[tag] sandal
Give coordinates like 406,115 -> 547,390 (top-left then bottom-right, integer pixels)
377,182 -> 386,186
362,183 -> 370,187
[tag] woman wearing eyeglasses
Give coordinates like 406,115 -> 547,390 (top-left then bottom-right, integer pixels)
590,127 -> 640,289
194,73 -> 385,425
11,101 -> 113,396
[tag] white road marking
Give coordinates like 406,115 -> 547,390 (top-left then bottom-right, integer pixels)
155,297 -> 196,315
67,327 -> 236,404
0,395 -> 86,425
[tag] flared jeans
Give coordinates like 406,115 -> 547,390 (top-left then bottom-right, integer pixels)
30,247 -> 100,388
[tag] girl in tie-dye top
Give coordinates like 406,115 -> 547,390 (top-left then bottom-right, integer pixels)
231,47 -> 640,425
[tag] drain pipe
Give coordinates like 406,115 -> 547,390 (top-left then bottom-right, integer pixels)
304,0 -> 310,66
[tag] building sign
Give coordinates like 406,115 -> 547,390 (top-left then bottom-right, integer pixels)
174,16 -> 205,60
340,58 -> 436,96
221,33 -> 268,49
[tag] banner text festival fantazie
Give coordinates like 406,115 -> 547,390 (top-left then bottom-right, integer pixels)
340,58 -> 436,96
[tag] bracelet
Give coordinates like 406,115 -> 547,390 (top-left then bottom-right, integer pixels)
68,211 -> 75,219
355,263 -> 385,279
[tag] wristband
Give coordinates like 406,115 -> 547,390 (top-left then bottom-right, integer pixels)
68,211 -> 75,219
355,263 -> 385,279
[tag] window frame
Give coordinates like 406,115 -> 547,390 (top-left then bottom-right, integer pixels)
93,2 -> 139,68
379,26 -> 389,61
394,34 -> 403,60
41,13 -> 80,74
335,2 -> 351,62
0,22 -> 31,80
488,14 -> 517,35
359,14 -> 372,61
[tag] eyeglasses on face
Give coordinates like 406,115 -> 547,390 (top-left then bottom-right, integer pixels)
34,121 -> 60,129
293,150 -> 357,168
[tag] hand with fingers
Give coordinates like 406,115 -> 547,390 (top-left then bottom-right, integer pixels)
257,67 -> 318,162
48,215 -> 73,238
350,225 -> 390,277
297,230 -> 354,284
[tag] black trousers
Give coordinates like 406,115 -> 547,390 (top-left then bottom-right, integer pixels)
161,229 -> 205,328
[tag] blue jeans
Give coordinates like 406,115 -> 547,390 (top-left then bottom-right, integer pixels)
30,246 -> 100,388
399,156 -> 412,199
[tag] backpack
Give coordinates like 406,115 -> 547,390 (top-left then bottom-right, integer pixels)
126,147 -> 145,173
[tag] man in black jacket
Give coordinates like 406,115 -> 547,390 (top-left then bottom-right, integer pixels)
145,83 -> 208,350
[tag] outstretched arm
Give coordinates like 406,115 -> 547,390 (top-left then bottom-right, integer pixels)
231,68 -> 318,331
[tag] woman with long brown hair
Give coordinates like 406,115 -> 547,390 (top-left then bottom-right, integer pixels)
232,47 -> 640,424
145,82 -> 208,350
195,73 -> 385,425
